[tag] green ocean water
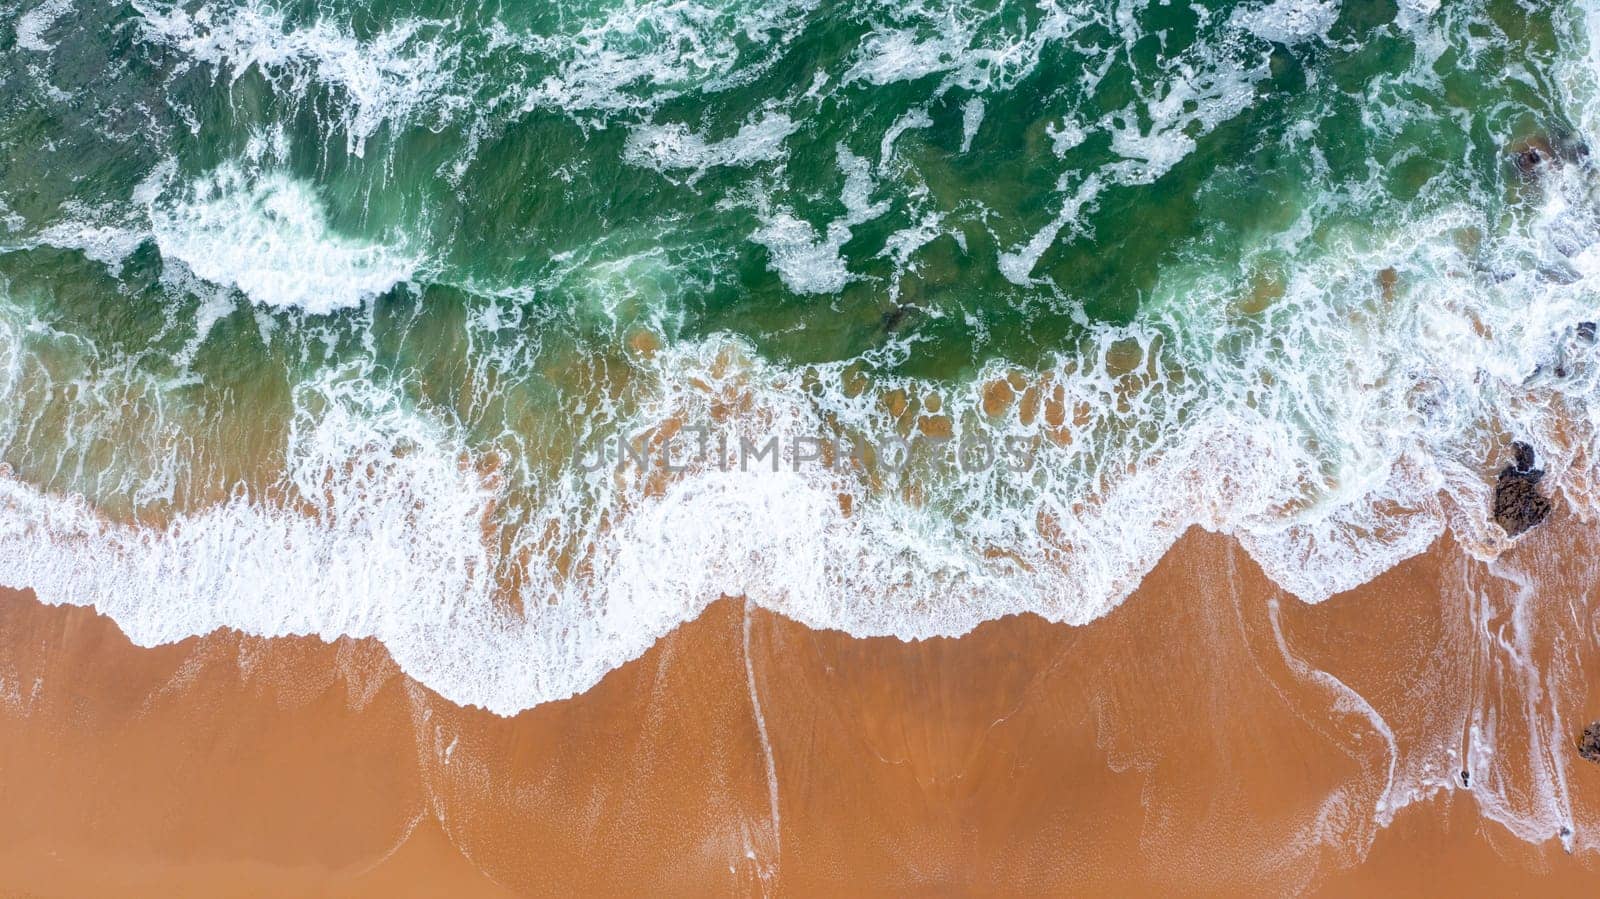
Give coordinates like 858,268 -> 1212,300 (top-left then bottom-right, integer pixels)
0,0 -> 1598,722
0,0 -> 1571,490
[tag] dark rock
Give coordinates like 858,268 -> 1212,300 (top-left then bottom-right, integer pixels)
1511,131 -> 1590,180
1512,136 -> 1554,179
1494,475 -> 1550,536
1579,321 -> 1596,343
1580,722 -> 1600,764
1460,770 -> 1470,787
1511,440 -> 1537,474
880,304 -> 918,334
1493,444 -> 1550,537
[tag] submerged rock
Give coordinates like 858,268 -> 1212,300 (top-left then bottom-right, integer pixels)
880,304 -> 917,333
1512,136 -> 1554,179
1580,722 -> 1600,764
1579,321 -> 1596,343
1492,442 -> 1550,537
1509,131 -> 1591,181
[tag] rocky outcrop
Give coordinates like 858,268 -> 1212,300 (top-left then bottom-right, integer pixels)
1512,136 -> 1555,179
1580,722 -> 1600,764
1492,442 -> 1551,537
1510,131 -> 1591,180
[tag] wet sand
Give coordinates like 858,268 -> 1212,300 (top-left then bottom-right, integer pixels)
1,514 -> 1599,895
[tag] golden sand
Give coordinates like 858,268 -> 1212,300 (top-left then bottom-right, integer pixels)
1,516 -> 1598,895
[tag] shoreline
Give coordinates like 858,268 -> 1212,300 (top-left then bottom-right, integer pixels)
1,518 -> 1598,894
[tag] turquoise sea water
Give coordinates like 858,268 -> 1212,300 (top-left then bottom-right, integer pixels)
1,0 -> 1599,753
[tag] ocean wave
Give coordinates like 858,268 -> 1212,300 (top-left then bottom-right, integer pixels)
4,144 -> 1599,714
147,167 -> 419,313
132,0 -> 465,157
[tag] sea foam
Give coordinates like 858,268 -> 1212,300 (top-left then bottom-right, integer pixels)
623,112 -> 799,180
132,0 -> 461,156
150,168 -> 417,313
750,146 -> 887,294
13,0 -> 73,52
4,158 -> 1599,718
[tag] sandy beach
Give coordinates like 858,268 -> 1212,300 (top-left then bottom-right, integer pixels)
2,512 -> 1597,896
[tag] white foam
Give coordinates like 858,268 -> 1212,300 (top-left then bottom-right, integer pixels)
998,175 -> 1102,285
132,0 -> 460,156
976,8 -> 1276,279
5,170 -> 1600,720
840,0 -> 1088,98
1264,594 -> 1399,836
516,0 -> 817,117
748,212 -> 855,295
623,111 -> 798,180
14,0 -> 72,52
844,27 -> 971,87
0,199 -> 23,233
1233,0 -> 1341,46
750,145 -> 888,294
1100,51 -> 1266,185
878,107 -> 932,171
1395,0 -> 1440,31
32,222 -> 146,273
4,209 -> 148,275
150,167 -> 417,313
1046,118 -> 1087,156
742,602 -> 782,867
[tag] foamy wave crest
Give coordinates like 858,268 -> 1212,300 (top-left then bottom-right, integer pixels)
512,0 -> 817,116
132,0 -> 462,155
1231,0 -> 1340,46
750,145 -> 887,294
150,167 -> 418,313
5,165 -> 1599,712
0,332 -> 1285,712
13,0 -> 74,52
623,111 -> 798,181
